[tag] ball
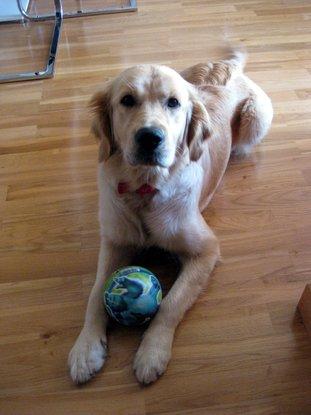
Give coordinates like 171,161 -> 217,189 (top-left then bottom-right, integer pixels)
103,266 -> 162,326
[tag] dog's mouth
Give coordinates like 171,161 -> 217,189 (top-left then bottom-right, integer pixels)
133,151 -> 167,167
126,147 -> 169,168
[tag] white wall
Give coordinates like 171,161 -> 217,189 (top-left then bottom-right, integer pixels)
0,0 -> 31,21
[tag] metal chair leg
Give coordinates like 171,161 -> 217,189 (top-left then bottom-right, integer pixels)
0,0 -> 137,83
18,0 -> 137,20
0,0 -> 63,83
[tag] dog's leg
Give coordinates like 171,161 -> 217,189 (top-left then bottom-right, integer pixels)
68,241 -> 134,384
133,220 -> 220,384
231,89 -> 273,156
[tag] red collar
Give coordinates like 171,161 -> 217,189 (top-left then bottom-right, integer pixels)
117,182 -> 157,197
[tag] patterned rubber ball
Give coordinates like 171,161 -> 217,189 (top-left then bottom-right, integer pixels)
103,266 -> 162,326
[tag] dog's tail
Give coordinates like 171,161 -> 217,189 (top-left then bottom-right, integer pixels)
202,46 -> 247,86
180,45 -> 247,87
220,45 -> 247,70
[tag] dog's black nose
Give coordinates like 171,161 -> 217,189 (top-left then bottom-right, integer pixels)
135,127 -> 165,152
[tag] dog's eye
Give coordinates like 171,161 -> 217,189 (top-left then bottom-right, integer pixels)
167,97 -> 180,108
120,94 -> 136,107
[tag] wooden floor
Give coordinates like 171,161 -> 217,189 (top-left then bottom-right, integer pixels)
1,1 -> 311,414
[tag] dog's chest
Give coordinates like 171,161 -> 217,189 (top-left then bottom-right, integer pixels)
101,162 -> 204,247
122,180 -> 198,247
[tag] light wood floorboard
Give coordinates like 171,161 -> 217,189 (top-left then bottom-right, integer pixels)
0,1 -> 311,414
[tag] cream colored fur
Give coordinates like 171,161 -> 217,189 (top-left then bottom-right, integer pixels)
68,50 -> 273,384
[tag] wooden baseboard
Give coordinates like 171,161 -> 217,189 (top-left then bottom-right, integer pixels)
298,284 -> 311,338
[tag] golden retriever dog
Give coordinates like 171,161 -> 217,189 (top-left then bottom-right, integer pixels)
68,50 -> 273,384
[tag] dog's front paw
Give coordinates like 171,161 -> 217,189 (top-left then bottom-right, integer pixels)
133,328 -> 173,384
68,328 -> 107,384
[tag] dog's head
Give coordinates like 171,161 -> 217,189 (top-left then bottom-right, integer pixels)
90,64 -> 211,167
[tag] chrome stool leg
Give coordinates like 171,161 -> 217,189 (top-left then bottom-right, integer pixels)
0,0 -> 137,83
0,0 -> 63,83
19,0 -> 137,20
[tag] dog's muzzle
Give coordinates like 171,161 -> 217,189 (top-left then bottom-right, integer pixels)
134,127 -> 166,165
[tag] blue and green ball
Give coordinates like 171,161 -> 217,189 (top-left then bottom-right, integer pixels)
103,266 -> 162,326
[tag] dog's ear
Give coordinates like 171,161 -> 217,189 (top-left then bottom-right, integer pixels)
89,82 -> 116,162
187,98 -> 211,161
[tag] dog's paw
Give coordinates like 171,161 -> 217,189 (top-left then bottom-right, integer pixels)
133,330 -> 173,385
68,328 -> 107,384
